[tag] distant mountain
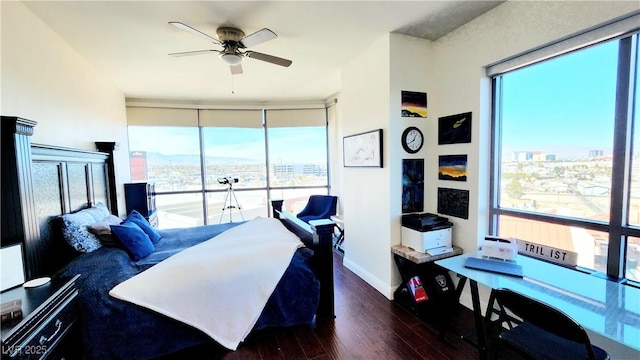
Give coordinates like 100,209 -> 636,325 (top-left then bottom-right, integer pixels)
438,172 -> 467,182
140,152 -> 259,166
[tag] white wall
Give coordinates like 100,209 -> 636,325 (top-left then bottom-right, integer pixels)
340,35 -> 393,295
1,1 -> 130,215
339,33 -> 434,298
388,34 -> 434,290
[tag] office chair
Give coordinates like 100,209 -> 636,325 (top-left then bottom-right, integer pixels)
296,195 -> 337,223
491,288 -> 610,360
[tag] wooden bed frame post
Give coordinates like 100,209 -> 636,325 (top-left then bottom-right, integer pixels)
1,116 -> 40,279
270,199 -> 284,217
308,219 -> 336,321
270,199 -> 336,322
95,142 -> 120,216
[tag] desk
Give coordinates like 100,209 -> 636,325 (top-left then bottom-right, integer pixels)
436,252 -> 640,360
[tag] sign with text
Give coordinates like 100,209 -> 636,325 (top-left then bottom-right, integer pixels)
517,240 -> 578,267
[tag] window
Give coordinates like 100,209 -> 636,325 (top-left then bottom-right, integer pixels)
128,126 -> 202,192
127,107 -> 330,228
491,31 -> 639,283
265,109 -> 329,215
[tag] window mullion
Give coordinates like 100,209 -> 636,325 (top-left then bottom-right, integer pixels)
489,76 -> 503,235
608,36 -> 634,279
198,121 -> 209,225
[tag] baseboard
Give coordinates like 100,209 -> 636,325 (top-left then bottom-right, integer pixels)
342,256 -> 395,300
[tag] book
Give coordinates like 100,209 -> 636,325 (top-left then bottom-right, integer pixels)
1,299 -> 23,323
407,276 -> 428,303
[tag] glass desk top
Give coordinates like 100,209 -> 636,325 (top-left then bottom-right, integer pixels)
436,251 -> 640,352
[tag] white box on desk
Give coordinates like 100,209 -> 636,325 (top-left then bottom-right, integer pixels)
481,236 -> 518,260
401,226 -> 452,253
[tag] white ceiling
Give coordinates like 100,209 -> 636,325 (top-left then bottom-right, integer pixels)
23,1 -> 504,104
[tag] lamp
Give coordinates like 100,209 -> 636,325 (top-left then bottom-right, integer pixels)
219,53 -> 243,66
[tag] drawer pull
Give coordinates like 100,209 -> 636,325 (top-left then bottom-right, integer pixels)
39,319 -> 62,345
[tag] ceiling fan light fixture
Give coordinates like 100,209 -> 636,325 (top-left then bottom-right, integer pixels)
219,53 -> 243,66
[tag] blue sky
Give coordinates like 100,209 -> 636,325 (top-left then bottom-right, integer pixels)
129,126 -> 327,164
500,38 -> 621,159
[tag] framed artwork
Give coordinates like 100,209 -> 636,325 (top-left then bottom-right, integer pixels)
438,155 -> 467,181
401,90 -> 427,118
402,159 -> 424,213
343,129 -> 383,167
437,187 -> 469,219
438,112 -> 471,145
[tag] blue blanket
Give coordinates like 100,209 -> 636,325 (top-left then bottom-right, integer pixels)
55,222 -> 320,359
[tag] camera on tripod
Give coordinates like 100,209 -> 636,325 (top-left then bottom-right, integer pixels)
217,176 -> 239,185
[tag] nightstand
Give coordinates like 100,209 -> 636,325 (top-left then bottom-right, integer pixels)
1,274 -> 81,360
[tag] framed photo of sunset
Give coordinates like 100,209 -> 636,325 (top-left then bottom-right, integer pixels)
438,155 -> 467,181
401,90 -> 427,118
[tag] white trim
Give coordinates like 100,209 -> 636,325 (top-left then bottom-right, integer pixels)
486,11 -> 640,77
343,256 -> 395,300
125,98 -> 328,110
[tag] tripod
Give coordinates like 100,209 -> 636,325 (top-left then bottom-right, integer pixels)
219,182 -> 244,223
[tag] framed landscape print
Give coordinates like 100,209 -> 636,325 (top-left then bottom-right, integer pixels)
401,91 -> 427,118
343,129 -> 383,167
438,112 -> 471,145
438,155 -> 468,181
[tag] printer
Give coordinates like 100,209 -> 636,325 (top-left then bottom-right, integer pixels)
401,213 -> 453,254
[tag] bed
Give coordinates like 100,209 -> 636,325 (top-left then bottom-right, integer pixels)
1,117 -> 335,359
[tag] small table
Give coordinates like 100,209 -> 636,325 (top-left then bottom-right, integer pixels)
330,215 -> 344,252
392,245 -> 462,339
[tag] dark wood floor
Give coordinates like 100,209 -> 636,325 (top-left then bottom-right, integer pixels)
174,250 -> 508,360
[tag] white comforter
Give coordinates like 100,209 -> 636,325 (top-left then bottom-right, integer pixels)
109,217 -> 304,350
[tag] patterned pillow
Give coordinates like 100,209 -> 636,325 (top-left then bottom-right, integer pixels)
60,205 -> 110,252
80,202 -> 111,222
87,215 -> 123,247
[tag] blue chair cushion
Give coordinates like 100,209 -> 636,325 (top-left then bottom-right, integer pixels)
297,195 -> 337,223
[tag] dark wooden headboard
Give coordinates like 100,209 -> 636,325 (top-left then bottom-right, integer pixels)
1,116 -> 118,280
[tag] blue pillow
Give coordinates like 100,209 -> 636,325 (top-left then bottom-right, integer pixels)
110,221 -> 154,261
126,210 -> 161,244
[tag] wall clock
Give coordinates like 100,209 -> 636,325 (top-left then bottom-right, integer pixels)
401,126 -> 424,154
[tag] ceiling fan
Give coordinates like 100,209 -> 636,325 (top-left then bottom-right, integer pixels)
168,21 -> 292,74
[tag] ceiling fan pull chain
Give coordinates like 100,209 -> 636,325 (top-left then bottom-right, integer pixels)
231,74 -> 235,95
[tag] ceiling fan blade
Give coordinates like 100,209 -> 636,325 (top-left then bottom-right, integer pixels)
169,21 -> 221,46
169,49 -> 218,57
230,64 -> 243,75
240,28 -> 277,48
245,51 -> 292,67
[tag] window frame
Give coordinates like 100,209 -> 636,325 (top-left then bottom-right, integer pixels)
127,107 -> 331,226
489,31 -> 639,284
